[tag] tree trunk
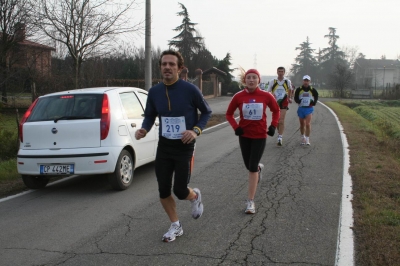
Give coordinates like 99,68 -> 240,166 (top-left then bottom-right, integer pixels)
1,68 -> 8,104
75,59 -> 79,89
31,82 -> 36,103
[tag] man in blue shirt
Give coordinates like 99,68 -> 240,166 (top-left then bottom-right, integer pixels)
135,50 -> 212,242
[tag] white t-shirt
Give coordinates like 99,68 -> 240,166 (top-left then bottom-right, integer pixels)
266,78 -> 293,99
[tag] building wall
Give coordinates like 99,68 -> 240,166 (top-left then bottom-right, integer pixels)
371,68 -> 399,88
10,45 -> 52,76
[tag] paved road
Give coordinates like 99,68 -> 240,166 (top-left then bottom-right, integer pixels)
0,96 -> 343,265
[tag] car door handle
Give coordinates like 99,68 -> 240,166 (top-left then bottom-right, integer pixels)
131,123 -> 136,128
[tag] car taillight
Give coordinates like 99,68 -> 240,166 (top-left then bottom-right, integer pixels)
19,98 -> 39,143
100,94 -> 110,140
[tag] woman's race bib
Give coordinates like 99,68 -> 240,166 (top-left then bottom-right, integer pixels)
161,116 -> 186,139
242,103 -> 263,120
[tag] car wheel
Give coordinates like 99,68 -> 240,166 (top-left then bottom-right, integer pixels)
21,175 -> 50,189
108,150 -> 133,190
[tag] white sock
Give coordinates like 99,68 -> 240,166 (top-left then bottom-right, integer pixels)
172,221 -> 180,227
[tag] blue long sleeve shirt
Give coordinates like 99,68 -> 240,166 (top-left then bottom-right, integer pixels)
141,79 -> 212,136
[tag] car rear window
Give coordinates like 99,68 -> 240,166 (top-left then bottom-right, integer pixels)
27,94 -> 103,122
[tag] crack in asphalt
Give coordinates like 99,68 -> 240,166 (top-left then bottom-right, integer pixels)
3,247 -> 77,266
216,131 -> 331,265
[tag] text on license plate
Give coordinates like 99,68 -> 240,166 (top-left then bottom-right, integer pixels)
40,164 -> 74,175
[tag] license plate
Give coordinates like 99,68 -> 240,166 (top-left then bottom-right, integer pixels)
40,164 -> 74,175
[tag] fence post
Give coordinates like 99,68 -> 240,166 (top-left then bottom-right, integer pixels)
180,68 -> 188,81
195,68 -> 202,92
210,73 -> 217,98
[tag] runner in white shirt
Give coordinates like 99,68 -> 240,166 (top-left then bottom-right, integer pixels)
266,67 -> 293,146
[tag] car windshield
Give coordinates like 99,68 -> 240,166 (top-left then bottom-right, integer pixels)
27,94 -> 103,122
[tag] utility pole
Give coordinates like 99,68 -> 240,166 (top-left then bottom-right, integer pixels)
144,0 -> 152,91
383,66 -> 386,89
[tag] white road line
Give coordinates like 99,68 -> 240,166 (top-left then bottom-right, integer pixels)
0,175 -> 78,203
320,102 -> 354,266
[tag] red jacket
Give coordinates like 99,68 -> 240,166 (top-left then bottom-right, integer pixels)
226,87 -> 280,139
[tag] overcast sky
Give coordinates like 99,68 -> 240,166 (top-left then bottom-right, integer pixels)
132,0 -> 399,77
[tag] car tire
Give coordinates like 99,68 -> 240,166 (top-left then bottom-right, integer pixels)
21,175 -> 50,189
108,150 -> 133,190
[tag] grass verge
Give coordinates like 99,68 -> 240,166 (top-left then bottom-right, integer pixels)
326,101 -> 400,266
0,159 -> 27,198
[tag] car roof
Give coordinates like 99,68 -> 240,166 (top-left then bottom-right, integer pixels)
39,87 -> 147,97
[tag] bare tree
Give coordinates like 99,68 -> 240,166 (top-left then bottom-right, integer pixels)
329,63 -> 354,99
0,0 -> 35,103
341,45 -> 359,68
35,0 -> 144,88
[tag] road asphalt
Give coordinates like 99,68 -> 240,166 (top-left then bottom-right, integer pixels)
0,95 -> 352,266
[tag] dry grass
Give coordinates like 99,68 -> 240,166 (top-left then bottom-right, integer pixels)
205,114 -> 227,128
0,179 -> 27,198
326,101 -> 400,266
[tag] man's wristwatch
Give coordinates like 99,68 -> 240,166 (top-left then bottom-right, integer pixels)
193,127 -> 201,136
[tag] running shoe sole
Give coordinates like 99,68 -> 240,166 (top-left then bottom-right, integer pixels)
191,188 -> 203,219
162,230 -> 183,242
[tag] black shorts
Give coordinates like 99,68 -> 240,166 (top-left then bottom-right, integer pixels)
155,137 -> 195,199
238,136 -> 266,172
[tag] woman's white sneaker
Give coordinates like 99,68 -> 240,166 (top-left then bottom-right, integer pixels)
245,199 -> 256,214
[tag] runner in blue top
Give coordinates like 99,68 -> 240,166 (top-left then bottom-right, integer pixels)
135,50 -> 212,242
294,75 -> 319,145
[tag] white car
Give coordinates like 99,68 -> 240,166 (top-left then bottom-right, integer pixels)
17,87 -> 158,190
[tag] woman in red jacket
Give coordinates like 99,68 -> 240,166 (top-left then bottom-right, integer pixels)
226,69 -> 280,214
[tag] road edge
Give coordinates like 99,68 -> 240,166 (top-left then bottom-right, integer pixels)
320,102 -> 354,266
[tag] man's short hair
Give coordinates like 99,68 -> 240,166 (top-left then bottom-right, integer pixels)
277,66 -> 285,72
159,50 -> 184,69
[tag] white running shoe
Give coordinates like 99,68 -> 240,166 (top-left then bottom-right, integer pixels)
191,188 -> 203,219
306,137 -> 311,146
258,163 -> 264,184
301,136 -> 306,145
277,137 -> 283,146
245,199 -> 256,214
162,223 -> 183,242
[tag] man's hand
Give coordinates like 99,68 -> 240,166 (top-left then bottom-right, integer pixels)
181,130 -> 197,144
135,128 -> 147,140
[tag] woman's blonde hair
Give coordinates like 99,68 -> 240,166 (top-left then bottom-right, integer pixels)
238,66 -> 246,88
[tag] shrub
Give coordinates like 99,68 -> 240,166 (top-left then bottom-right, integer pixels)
0,129 -> 19,160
